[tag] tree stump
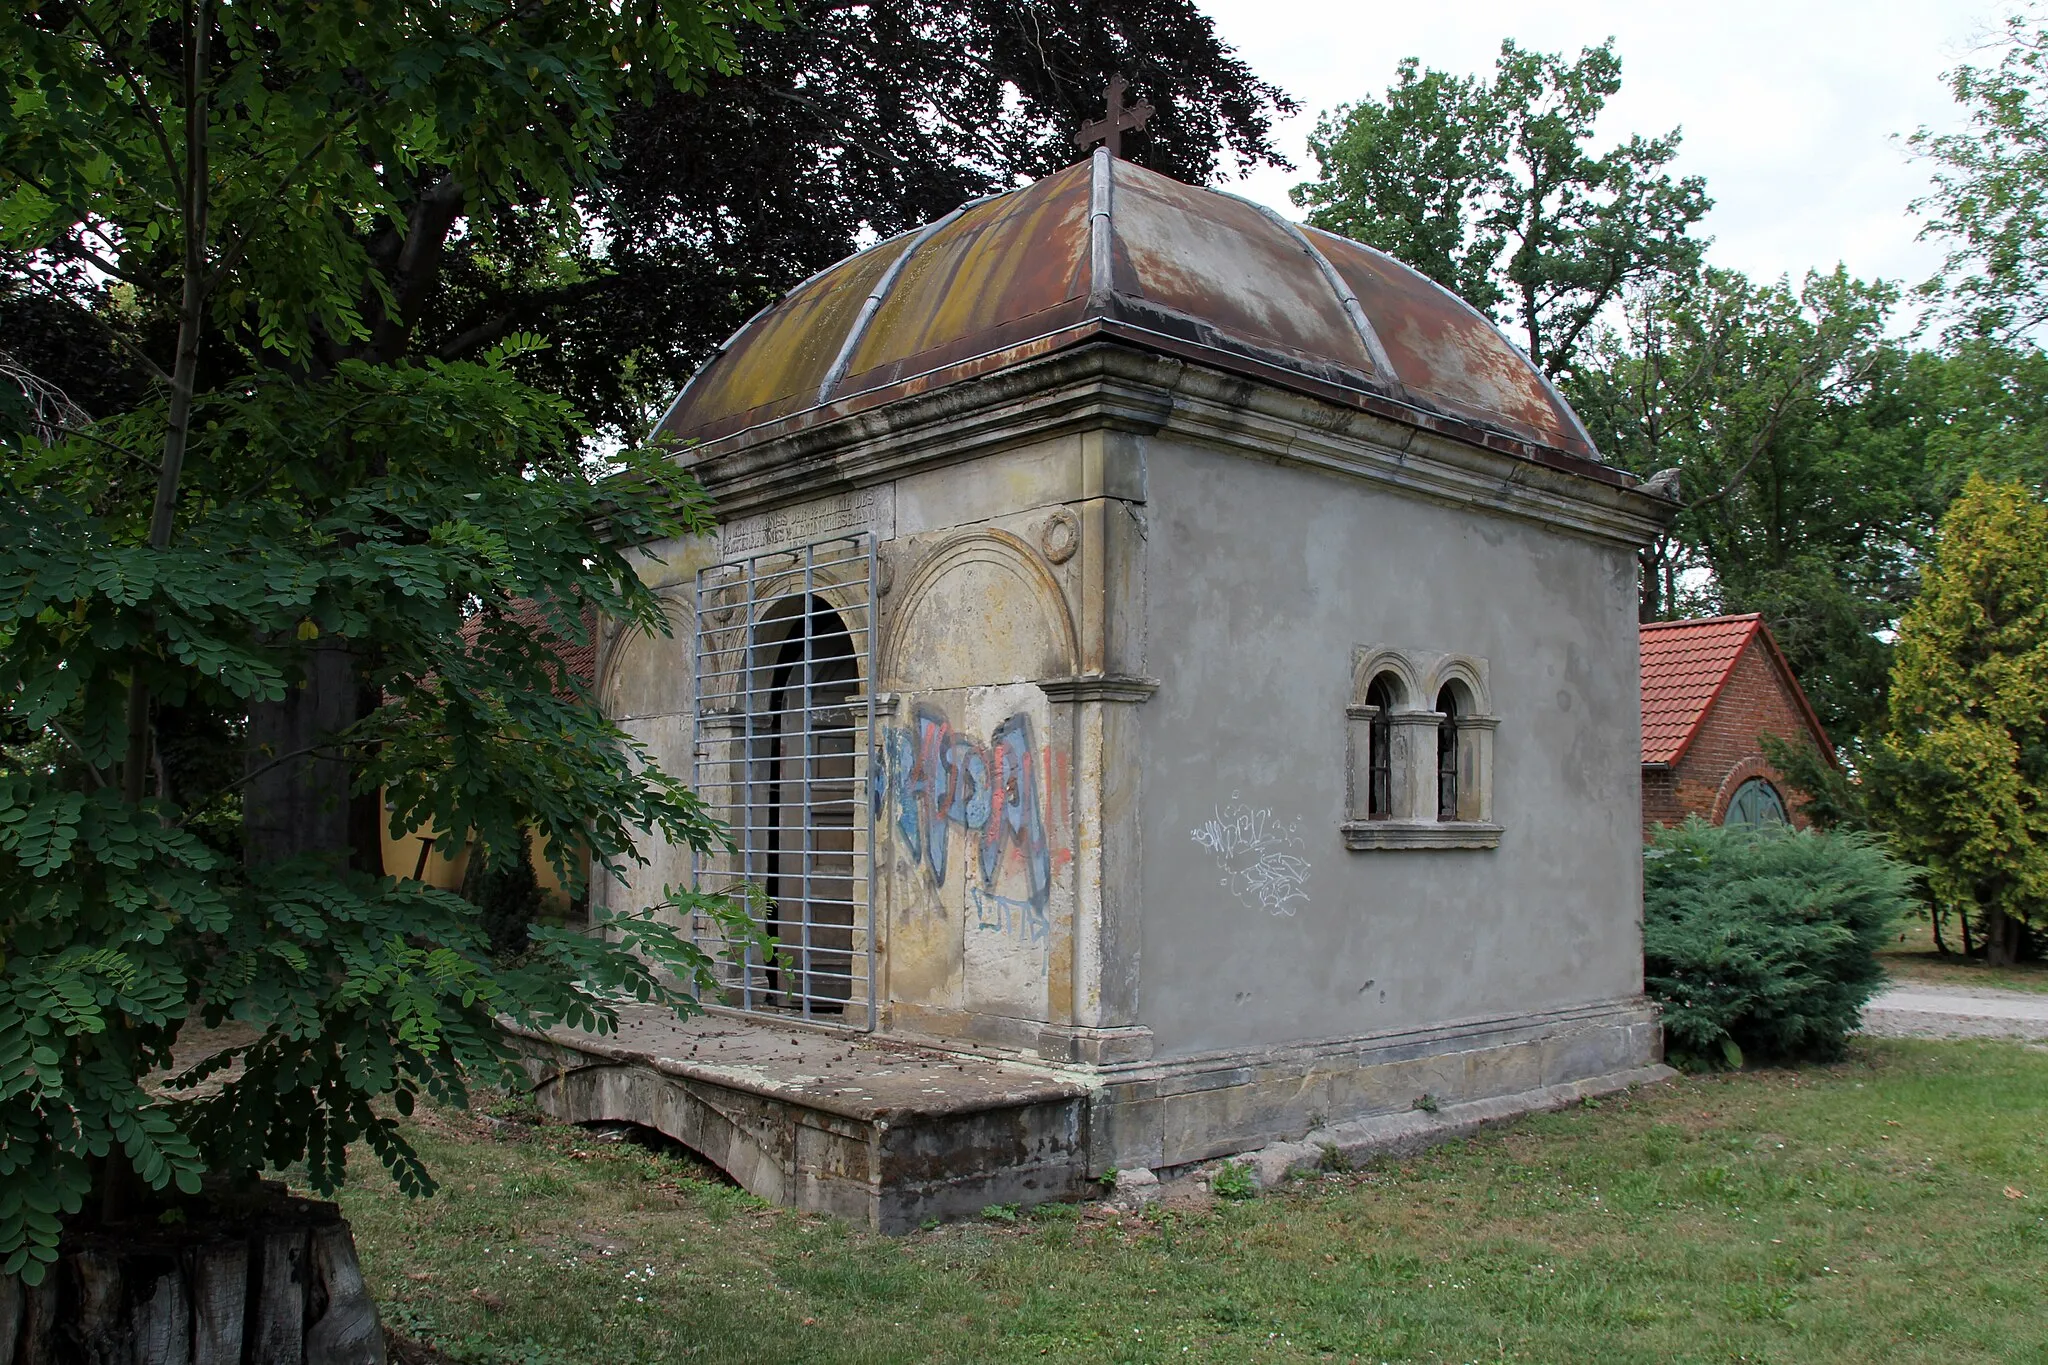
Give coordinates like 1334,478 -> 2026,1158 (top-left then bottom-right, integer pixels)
0,1183 -> 383,1365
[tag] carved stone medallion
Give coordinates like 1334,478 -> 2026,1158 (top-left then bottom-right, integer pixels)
1038,507 -> 1081,564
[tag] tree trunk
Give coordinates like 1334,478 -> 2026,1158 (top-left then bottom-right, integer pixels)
244,639 -> 389,878
1,1187 -> 383,1365
191,1241 -> 249,1363
244,642 -> 363,869
123,0 -> 215,808
17,1274 -> 57,1364
1982,906 -> 2024,967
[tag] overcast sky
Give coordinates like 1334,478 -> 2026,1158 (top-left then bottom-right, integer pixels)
1195,0 -> 2008,296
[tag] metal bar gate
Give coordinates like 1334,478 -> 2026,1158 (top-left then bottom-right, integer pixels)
691,534 -> 877,1029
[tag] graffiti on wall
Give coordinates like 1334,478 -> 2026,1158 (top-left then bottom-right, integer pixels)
876,706 -> 1069,913
968,884 -> 1051,951
1191,797 -> 1312,917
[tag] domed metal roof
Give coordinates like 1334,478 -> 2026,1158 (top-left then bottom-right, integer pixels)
657,151 -> 1600,468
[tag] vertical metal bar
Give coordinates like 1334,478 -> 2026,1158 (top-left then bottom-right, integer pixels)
691,565 -> 705,976
799,541 -> 816,1018
741,551 -> 760,1012
864,532 -> 878,1030
694,567 -> 720,993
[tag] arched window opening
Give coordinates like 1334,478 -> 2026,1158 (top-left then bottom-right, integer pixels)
1366,674 -> 1398,820
693,533 -> 877,1027
1343,649 -> 1498,851
760,594 -> 859,1013
1436,685 -> 1459,821
1724,777 -> 1788,829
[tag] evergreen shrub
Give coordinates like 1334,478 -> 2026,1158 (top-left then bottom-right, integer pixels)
1643,818 -> 1917,1067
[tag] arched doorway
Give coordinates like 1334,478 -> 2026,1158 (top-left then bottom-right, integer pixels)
691,533 -> 878,1028
756,593 -> 860,1012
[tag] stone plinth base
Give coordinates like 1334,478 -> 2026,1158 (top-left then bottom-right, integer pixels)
1238,1065 -> 1677,1190
508,997 -> 1665,1230
1091,997 -> 1665,1174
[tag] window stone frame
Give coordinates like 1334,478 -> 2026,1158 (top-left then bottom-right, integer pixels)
1343,646 -> 1501,850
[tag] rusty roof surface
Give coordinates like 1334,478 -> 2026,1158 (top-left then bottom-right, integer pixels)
844,162 -> 1094,389
1308,229 -> 1584,450
1639,614 -> 1833,767
658,152 -> 1603,469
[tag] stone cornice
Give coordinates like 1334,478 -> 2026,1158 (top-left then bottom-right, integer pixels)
1036,674 -> 1161,704
685,343 -> 1674,550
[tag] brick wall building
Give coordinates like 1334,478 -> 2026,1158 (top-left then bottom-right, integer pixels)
1640,614 -> 1834,836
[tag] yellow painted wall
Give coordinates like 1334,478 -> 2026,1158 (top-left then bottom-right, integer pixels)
379,792 -> 585,914
527,829 -> 582,911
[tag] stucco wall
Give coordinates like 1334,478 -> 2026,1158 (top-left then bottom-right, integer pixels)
873,438 -> 1097,1043
1137,435 -> 1647,1059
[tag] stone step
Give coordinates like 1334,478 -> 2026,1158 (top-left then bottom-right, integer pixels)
506,1007 -> 1090,1231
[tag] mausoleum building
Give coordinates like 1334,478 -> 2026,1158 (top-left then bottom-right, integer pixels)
524,151 -> 1679,1227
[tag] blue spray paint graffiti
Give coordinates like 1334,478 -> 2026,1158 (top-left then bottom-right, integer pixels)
968,884 -> 1051,950
875,706 -> 1060,912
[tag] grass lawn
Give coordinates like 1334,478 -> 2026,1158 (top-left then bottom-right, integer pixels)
1878,919 -> 2048,995
346,1039 -> 2048,1365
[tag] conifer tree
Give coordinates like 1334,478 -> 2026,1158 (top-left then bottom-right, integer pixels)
1877,476 -> 2048,964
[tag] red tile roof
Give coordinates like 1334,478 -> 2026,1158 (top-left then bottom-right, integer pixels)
1639,614 -> 1765,765
1639,613 -> 1835,766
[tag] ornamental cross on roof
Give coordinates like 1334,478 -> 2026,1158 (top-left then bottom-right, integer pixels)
1073,74 -> 1154,159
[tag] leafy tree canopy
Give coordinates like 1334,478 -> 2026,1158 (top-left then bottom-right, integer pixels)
0,0 -> 772,1284
1291,39 -> 1709,382
436,0 -> 1297,439
1913,5 -> 2048,345
3,3 -> 1295,444
1568,265 -> 1934,744
1906,338 -> 2048,497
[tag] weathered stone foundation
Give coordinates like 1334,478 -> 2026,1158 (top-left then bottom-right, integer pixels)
1086,997 -> 1666,1174
509,997 -> 1667,1231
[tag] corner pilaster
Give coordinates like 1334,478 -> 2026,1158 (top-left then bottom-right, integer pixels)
1039,427 -> 1153,1064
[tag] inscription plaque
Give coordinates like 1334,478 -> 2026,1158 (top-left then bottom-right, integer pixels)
719,487 -> 894,557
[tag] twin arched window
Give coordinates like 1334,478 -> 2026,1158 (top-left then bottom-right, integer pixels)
1347,651 -> 1499,849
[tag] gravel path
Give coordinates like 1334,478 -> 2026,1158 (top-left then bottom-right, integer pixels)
1860,982 -> 2048,1040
